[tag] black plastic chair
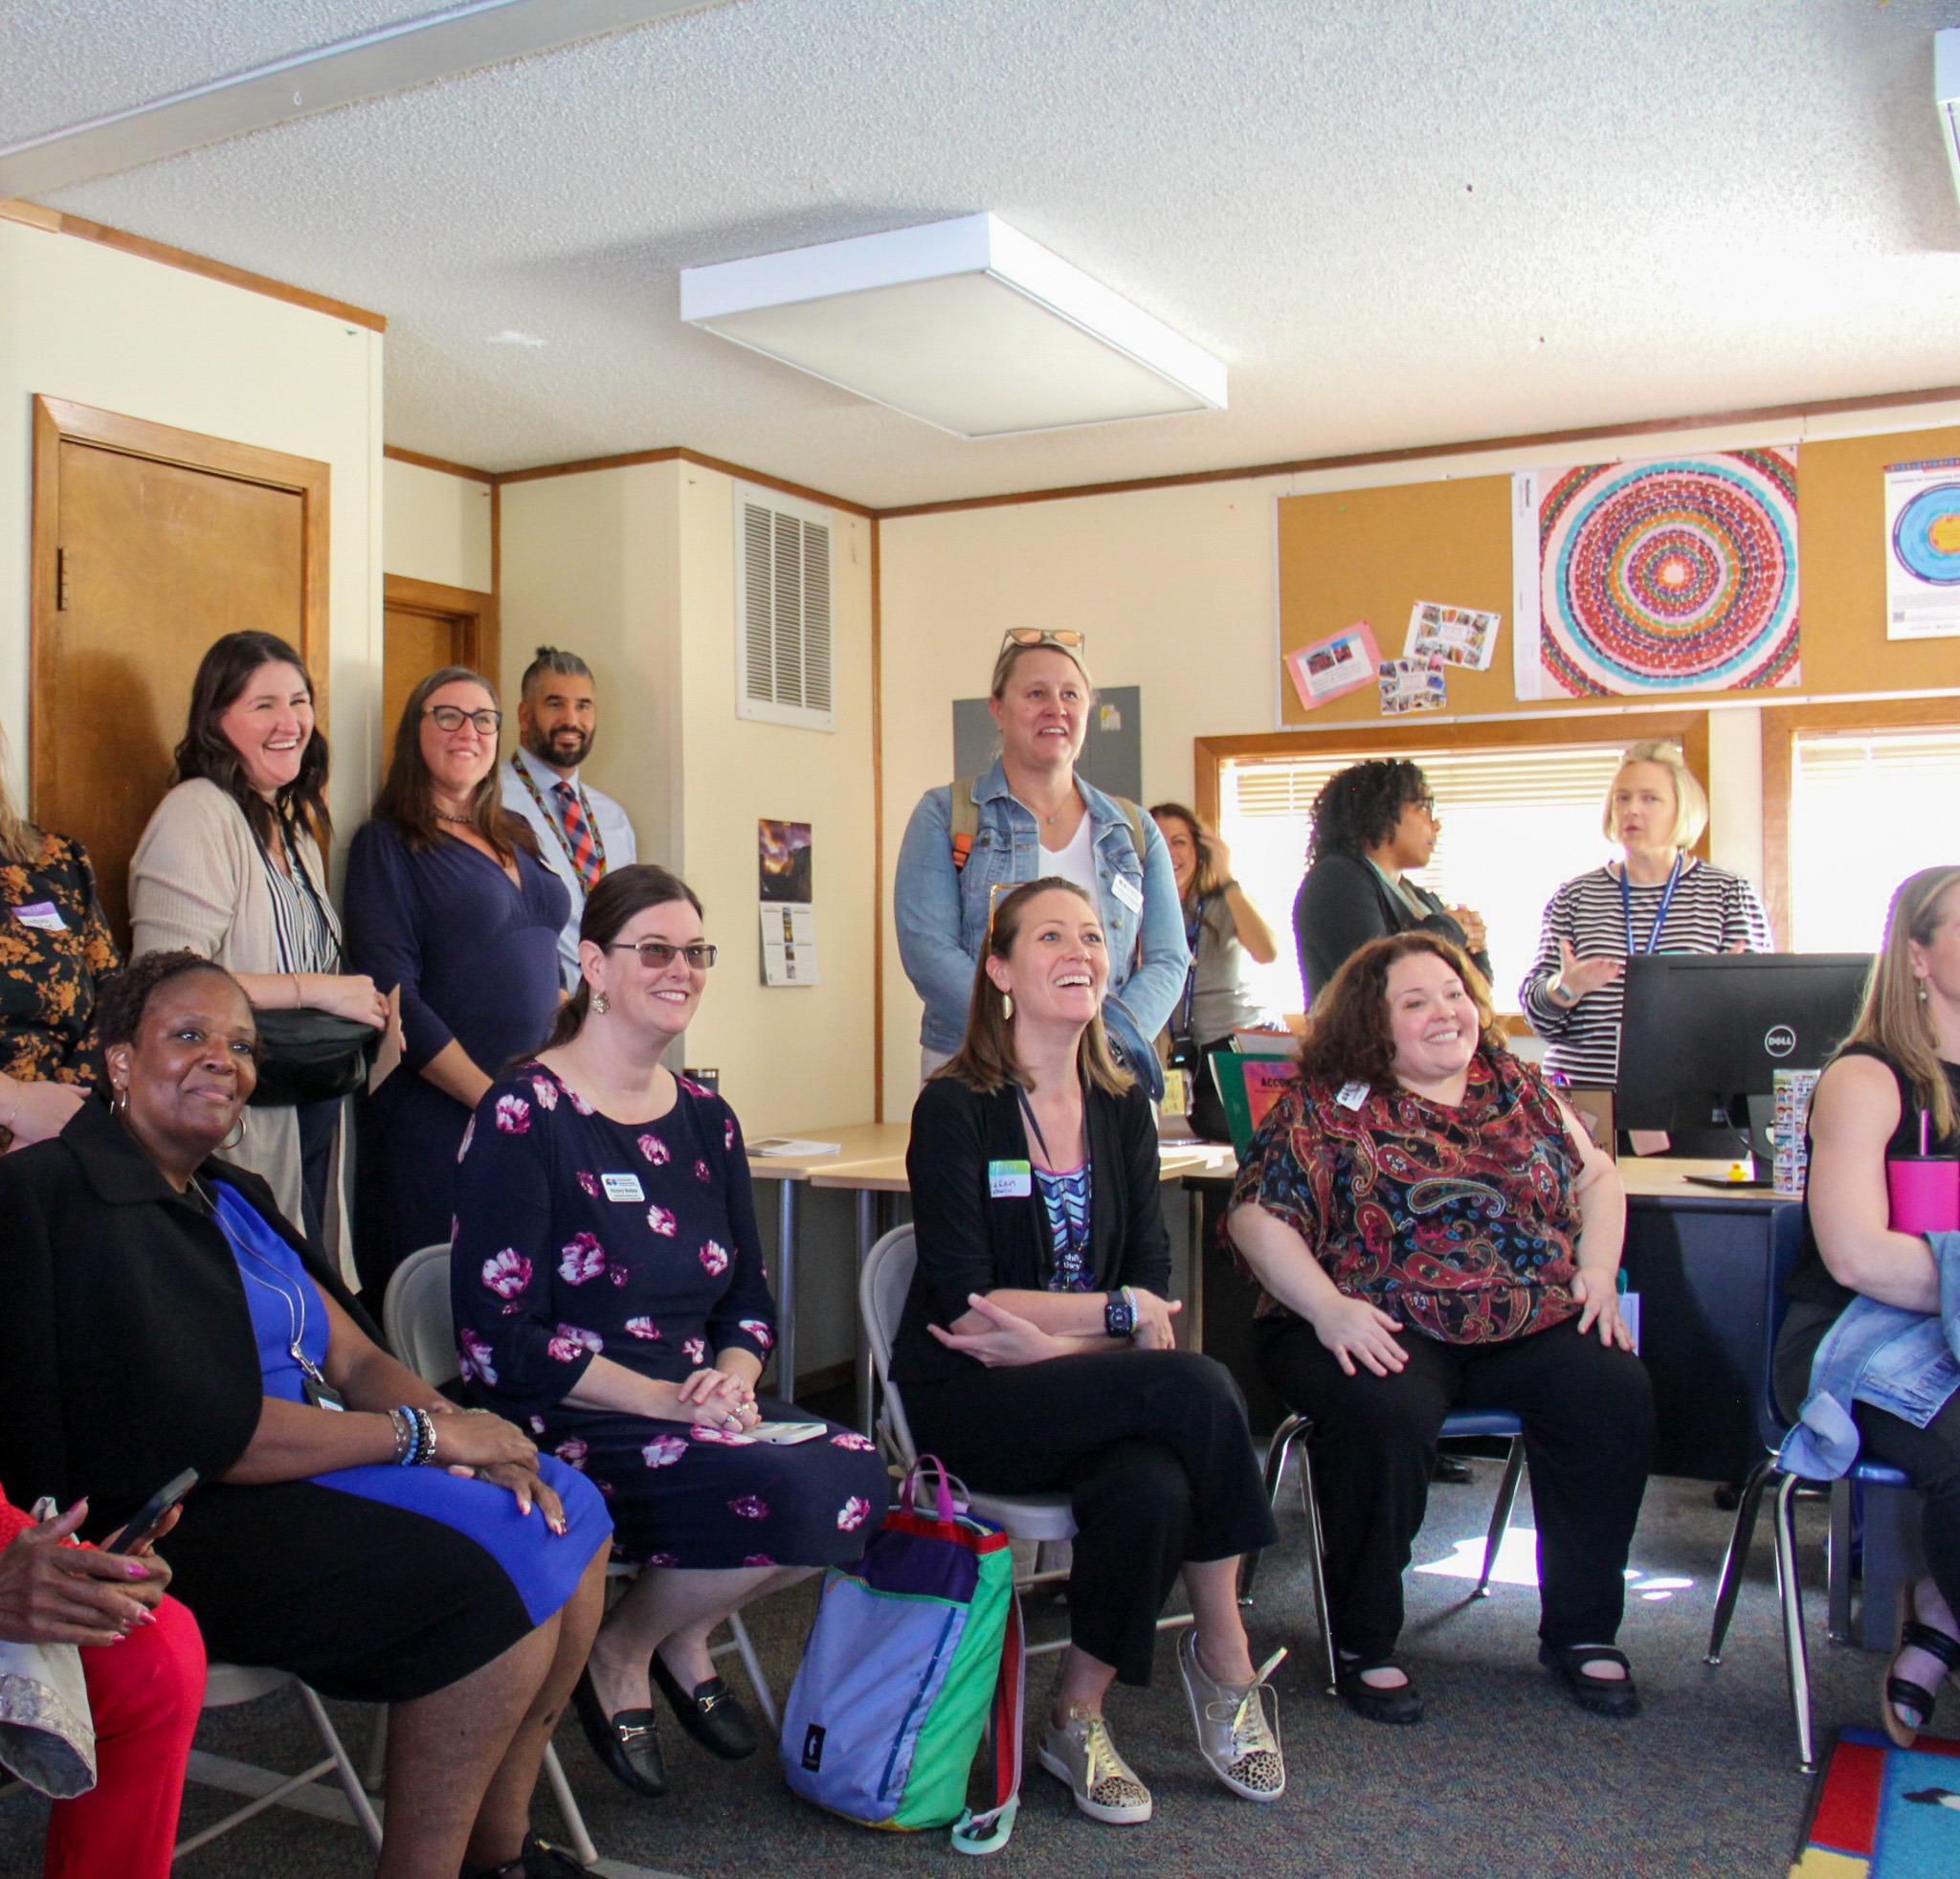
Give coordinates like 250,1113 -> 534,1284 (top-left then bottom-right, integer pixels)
1703,1201 -> 1915,1773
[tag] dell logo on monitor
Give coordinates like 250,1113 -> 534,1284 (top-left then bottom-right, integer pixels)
1765,1025 -> 1797,1059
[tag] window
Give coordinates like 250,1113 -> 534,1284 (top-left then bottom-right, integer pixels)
1219,743 -> 1628,1014
1789,729 -> 1960,951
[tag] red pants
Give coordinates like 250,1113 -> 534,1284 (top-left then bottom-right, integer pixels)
44,1595 -> 205,1879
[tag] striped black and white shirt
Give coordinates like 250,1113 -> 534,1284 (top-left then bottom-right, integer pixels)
1519,859 -> 1772,1087
258,831 -> 342,976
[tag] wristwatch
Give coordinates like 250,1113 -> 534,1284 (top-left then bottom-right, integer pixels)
1104,1286 -> 1137,1338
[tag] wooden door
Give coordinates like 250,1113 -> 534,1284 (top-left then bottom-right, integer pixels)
31,397 -> 328,949
381,575 -> 498,771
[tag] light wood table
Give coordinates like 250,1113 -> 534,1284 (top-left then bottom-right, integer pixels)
746,1123 -> 912,1398
812,1139 -> 1237,1430
1615,1154 -> 1771,1198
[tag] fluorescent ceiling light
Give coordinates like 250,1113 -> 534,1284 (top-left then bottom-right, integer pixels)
679,213 -> 1226,439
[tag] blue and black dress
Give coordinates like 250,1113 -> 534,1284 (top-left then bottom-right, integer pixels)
164,1181 -> 611,1703
452,1063 -> 888,1570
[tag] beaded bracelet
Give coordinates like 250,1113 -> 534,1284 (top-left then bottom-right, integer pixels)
412,1407 -> 438,1468
388,1406 -> 416,1465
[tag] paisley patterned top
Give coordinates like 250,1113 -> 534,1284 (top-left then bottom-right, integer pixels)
1231,1046 -> 1584,1345
0,831 -> 119,1089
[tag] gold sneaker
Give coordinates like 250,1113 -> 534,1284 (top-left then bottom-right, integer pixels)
1177,1630 -> 1286,1801
1037,1708 -> 1153,1824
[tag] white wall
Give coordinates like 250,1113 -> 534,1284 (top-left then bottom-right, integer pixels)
382,457 -> 491,591
0,218 -> 383,846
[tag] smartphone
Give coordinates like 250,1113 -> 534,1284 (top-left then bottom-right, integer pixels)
746,1421 -> 828,1446
104,1467 -> 199,1554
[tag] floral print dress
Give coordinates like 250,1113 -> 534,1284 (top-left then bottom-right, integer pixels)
452,1063 -> 888,1569
0,832 -> 118,1091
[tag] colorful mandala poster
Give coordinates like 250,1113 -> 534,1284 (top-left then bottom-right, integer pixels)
1884,457 -> 1960,638
1511,447 -> 1800,699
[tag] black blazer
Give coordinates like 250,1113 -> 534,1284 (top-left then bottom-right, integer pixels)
0,1097 -> 381,1538
1291,850 -> 1493,1004
892,1074 -> 1171,1387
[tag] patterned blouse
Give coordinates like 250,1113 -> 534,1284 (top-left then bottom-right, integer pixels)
0,831 -> 119,1091
1231,1046 -> 1584,1346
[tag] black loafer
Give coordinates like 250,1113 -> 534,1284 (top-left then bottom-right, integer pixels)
651,1651 -> 759,1760
1539,1643 -> 1640,1718
1334,1657 -> 1425,1726
459,1832 -> 591,1877
570,1667 -> 668,1797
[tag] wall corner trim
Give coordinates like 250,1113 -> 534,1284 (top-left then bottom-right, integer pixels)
384,443 -> 497,483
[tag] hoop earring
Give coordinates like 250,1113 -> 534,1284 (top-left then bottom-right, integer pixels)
218,1116 -> 246,1152
591,990 -> 611,1017
111,1083 -> 128,1117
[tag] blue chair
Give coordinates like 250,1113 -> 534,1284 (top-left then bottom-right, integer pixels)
1243,1406 -> 1526,1695
1704,1202 -> 1916,1774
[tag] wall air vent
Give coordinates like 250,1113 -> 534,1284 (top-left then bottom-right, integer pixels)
736,482 -> 834,731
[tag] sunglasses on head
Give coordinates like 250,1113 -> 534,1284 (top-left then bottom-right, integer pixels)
1000,629 -> 1085,653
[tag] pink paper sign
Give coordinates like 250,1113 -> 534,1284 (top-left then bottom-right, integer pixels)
1285,621 -> 1382,713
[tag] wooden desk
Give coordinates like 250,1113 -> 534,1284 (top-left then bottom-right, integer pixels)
809,1138 -> 1238,1431
747,1123 -> 912,1398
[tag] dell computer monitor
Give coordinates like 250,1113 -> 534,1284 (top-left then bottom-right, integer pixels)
1617,953 -> 1872,1156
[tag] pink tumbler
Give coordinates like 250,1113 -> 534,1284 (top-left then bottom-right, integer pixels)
1887,1157 -> 1960,1235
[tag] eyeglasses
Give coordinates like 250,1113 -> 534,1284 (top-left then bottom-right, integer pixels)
605,941 -> 718,971
1000,629 -> 1085,653
424,705 -> 503,735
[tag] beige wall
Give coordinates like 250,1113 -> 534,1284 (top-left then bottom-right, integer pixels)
499,459 -> 877,1138
876,395 -> 1960,1111
382,457 -> 492,591
0,218 -> 384,849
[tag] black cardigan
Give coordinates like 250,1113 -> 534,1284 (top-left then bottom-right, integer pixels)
1292,849 -> 1493,1004
0,1097 -> 381,1539
892,1075 -> 1171,1387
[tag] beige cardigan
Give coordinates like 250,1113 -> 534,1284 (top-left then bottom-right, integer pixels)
128,779 -> 354,1280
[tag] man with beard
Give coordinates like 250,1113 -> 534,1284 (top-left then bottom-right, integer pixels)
501,646 -> 639,989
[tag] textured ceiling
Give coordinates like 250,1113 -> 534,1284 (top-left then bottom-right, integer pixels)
17,0 -> 1960,507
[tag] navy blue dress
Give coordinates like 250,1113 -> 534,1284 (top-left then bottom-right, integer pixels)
452,1063 -> 889,1570
344,821 -> 568,1293
163,1180 -> 612,1704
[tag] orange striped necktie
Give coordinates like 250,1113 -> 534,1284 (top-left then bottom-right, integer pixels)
552,782 -> 603,890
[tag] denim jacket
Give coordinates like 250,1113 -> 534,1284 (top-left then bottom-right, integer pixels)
1778,1230 -> 1960,1479
893,758 -> 1190,1097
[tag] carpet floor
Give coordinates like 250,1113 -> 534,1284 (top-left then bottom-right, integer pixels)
0,1465 -> 1922,1878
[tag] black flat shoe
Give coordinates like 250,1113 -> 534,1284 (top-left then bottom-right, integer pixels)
1539,1643 -> 1640,1718
570,1667 -> 668,1797
651,1650 -> 759,1760
1431,1453 -> 1473,1486
1334,1656 -> 1425,1726
460,1832 -> 590,1878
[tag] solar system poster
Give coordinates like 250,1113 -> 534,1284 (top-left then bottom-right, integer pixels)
1511,448 -> 1801,699
1884,458 -> 1960,639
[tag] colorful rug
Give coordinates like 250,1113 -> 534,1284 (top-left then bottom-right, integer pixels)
1793,1727 -> 1960,1875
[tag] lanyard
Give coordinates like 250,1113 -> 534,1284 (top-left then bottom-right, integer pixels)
204,1182 -> 325,1386
1176,893 -> 1208,1040
510,750 -> 609,883
1015,1086 -> 1092,1275
1620,853 -> 1684,957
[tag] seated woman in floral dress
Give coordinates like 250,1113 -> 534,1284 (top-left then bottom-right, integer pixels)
453,864 -> 888,1801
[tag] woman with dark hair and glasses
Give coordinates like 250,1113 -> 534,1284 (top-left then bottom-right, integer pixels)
452,865 -> 887,1800
345,669 -> 568,1294
894,630 -> 1187,1093
130,632 -> 388,1249
1291,758 -> 1490,1007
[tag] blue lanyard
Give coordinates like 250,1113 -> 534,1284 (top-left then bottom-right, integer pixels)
1015,1086 -> 1092,1276
1620,854 -> 1684,956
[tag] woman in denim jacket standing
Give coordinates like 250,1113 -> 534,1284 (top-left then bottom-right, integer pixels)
895,633 -> 1187,1095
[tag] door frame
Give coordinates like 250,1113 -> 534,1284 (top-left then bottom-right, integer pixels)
29,394 -> 332,817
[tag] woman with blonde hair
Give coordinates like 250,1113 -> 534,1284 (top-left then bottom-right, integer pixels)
894,631 -> 1186,1094
1773,865 -> 1960,1746
1521,738 -> 1771,1097
0,728 -> 119,1152
896,877 -> 1281,1823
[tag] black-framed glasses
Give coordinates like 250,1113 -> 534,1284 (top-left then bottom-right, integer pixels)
1000,628 -> 1085,653
424,705 -> 502,735
606,941 -> 718,971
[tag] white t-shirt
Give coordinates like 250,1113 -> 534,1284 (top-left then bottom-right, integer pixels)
1038,813 -> 1102,916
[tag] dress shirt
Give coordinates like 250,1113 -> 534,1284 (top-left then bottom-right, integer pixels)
500,750 -> 638,989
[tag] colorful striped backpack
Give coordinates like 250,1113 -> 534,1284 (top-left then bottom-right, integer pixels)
779,1458 -> 1025,1855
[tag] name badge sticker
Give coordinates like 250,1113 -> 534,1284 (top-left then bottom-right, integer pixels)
1108,873 -> 1145,914
1336,1081 -> 1370,1110
600,1173 -> 646,1203
988,1159 -> 1033,1199
11,902 -> 65,932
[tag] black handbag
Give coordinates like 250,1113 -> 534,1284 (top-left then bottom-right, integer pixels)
248,1007 -> 378,1107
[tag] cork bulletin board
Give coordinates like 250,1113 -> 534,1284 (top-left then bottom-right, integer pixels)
1276,424 -> 1960,727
